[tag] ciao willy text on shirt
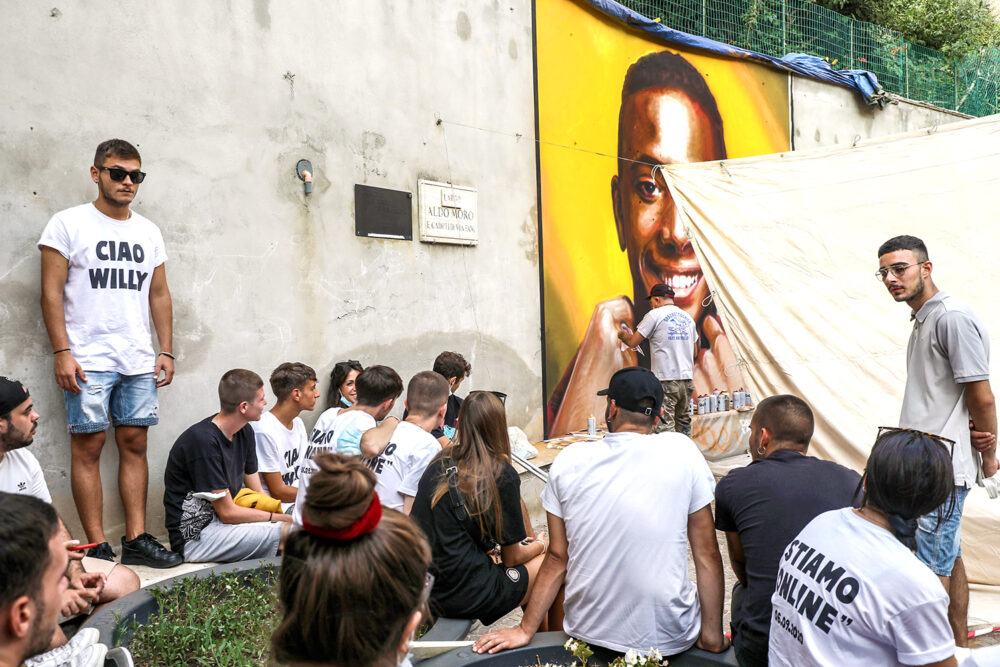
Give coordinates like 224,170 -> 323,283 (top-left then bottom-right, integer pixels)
88,241 -> 149,291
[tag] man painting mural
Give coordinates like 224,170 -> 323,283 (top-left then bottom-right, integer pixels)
549,50 -> 743,436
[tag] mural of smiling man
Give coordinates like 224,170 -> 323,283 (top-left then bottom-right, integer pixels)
548,51 -> 743,436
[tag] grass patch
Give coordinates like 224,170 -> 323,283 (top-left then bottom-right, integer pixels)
121,566 -> 279,666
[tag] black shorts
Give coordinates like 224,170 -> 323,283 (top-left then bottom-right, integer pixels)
434,562 -> 529,625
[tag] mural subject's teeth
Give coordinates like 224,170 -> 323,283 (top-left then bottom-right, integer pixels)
666,274 -> 696,291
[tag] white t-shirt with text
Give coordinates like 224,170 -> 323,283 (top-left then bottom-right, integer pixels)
0,448 -> 52,503
38,203 -> 167,374
370,420 -> 441,511
293,408 -> 377,525
769,508 -> 954,666
635,304 -> 697,381
252,411 -> 307,513
541,430 -> 715,654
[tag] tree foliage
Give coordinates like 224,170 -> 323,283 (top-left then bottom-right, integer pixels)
813,0 -> 1000,59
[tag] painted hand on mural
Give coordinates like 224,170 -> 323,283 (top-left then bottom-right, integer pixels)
549,297 -> 637,437
549,297 -> 746,436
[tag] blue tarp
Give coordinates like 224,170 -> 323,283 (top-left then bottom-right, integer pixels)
585,0 -> 889,107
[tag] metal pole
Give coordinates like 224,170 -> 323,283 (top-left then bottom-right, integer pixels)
702,0 -> 707,36
511,452 -> 549,483
781,0 -> 787,55
849,23 -> 854,69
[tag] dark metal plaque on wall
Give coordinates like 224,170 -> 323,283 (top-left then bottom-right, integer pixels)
354,184 -> 413,240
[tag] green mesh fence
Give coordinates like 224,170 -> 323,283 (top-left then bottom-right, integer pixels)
619,0 -> 1000,117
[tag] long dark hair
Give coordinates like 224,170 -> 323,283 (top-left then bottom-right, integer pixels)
859,430 -> 954,550
430,391 -> 511,541
273,454 -> 431,666
326,360 -> 363,410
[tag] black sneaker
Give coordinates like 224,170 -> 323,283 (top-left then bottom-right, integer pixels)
86,541 -> 116,562
121,533 -> 183,568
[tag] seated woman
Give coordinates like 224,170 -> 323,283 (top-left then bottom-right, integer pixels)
272,453 -> 430,667
325,359 -> 363,414
410,391 -> 548,626
769,428 -> 1000,667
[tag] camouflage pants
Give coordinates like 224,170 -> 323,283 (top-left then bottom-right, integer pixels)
653,379 -> 694,436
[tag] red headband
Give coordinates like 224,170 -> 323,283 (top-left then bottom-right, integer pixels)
301,492 -> 383,541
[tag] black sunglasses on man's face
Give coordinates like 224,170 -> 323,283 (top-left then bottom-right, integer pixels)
97,166 -> 146,184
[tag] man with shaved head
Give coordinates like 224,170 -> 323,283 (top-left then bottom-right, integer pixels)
714,395 -> 860,667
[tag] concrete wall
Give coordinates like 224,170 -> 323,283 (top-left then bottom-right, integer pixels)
791,76 -> 969,149
0,1 -> 540,540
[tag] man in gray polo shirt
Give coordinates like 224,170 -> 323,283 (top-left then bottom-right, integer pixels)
618,283 -> 698,434
878,234 -> 998,647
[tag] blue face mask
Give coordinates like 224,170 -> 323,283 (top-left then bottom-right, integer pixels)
443,425 -> 457,441
340,395 -> 352,408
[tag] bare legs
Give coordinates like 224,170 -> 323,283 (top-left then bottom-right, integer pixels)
70,426 -> 149,543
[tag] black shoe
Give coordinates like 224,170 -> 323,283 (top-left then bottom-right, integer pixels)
86,541 -> 116,562
121,533 -> 183,568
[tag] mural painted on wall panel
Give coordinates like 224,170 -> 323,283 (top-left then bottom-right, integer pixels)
537,0 -> 790,456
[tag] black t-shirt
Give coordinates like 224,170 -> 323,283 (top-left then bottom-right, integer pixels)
410,455 -> 526,619
714,450 -> 860,666
163,416 -> 259,554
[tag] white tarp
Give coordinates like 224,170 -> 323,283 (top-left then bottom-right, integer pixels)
661,113 -> 1000,585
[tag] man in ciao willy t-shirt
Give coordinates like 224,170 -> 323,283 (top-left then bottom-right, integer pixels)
38,139 -> 181,568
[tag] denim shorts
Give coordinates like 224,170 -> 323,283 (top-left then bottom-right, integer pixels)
916,485 -> 970,577
64,372 -> 158,434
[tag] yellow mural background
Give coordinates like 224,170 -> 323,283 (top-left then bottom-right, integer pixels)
538,0 -> 791,402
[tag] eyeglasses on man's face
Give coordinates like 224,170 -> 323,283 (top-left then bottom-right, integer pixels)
875,262 -> 925,282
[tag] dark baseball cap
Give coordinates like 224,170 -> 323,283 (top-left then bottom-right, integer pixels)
648,284 -> 675,299
596,367 -> 664,419
0,377 -> 29,416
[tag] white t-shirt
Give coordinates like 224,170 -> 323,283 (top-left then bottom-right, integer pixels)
252,411 -> 307,513
769,508 -> 954,667
38,203 -> 167,374
293,408 -> 377,525
0,448 -> 52,503
636,304 -> 697,381
371,420 -> 441,511
541,430 -> 715,654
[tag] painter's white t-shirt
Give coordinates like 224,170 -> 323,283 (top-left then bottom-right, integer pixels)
0,448 -> 52,503
769,508 -> 954,667
252,411 -> 307,513
293,408 -> 376,525
541,430 -> 715,654
38,203 -> 167,374
635,304 -> 697,381
371,420 -> 441,511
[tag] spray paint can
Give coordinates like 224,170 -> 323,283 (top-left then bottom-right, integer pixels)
587,415 -> 596,436
689,398 -> 696,416
720,392 -> 730,411
709,392 -> 718,413
744,390 -> 753,408
734,389 -> 744,410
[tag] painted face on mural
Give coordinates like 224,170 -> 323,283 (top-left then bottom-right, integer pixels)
612,86 -> 721,323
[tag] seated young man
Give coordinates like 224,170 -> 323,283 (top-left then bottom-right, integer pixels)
0,377 -> 139,649
368,371 -> 448,514
294,365 -> 402,525
163,369 -> 291,563
252,362 -> 319,513
0,493 -> 69,667
714,395 -> 859,667
475,367 -> 729,658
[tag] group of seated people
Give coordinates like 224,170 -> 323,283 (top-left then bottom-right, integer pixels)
4,359 -> 1000,666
